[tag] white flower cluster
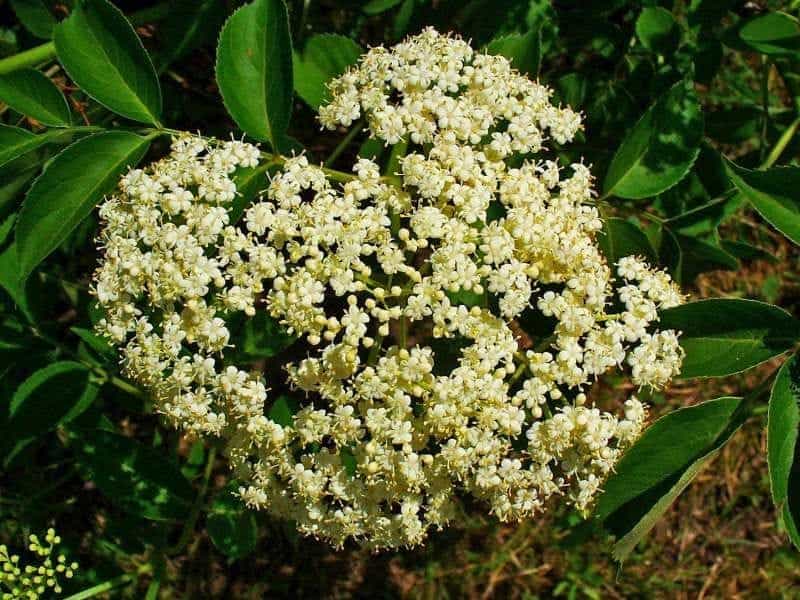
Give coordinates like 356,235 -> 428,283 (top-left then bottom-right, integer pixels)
0,529 -> 78,599
94,29 -> 685,550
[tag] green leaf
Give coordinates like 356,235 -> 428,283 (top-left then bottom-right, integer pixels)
446,287 -> 484,308
555,73 -> 588,110
486,28 -> 541,77
0,212 -> 15,247
340,445 -> 357,476
241,310 -> 296,359
724,159 -> 800,246
73,429 -> 194,521
392,0 -> 416,40
768,353 -> 800,549
659,299 -> 800,378
16,131 -> 150,280
0,314 -> 35,369
293,34 -> 362,111
597,395 -> 742,521
597,217 -> 657,264
5,361 -> 98,441
54,0 -> 162,125
207,485 -> 258,559
229,163 -> 271,223
596,397 -> 742,561
0,125 -> 58,169
216,0 -> 293,149
0,68 -> 71,127
157,0 -> 226,68
695,143 -> 733,199
664,197 -> 730,236
636,7 -> 679,55
603,80 -> 703,199
362,0 -> 404,14
9,0 -> 57,40
0,155 -> 42,221
268,394 -> 298,427
0,214 -> 52,324
71,326 -> 115,360
739,12 -> 800,57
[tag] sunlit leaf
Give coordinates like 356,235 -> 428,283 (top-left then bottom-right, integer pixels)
603,80 -> 703,199
54,0 -> 162,124
216,0 -> 293,150
597,397 -> 742,562
486,28 -> 541,77
16,131 -> 150,280
739,12 -> 800,57
659,299 -> 800,378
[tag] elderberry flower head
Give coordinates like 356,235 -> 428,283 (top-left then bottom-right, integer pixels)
93,28 -> 684,550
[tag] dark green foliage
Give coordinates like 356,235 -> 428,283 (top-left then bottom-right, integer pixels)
1,0 -> 800,595
73,429 -> 194,521
207,485 -> 259,559
0,69 -> 71,126
598,218 -> 658,264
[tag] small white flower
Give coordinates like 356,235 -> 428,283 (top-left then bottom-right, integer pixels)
93,30 -> 685,551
